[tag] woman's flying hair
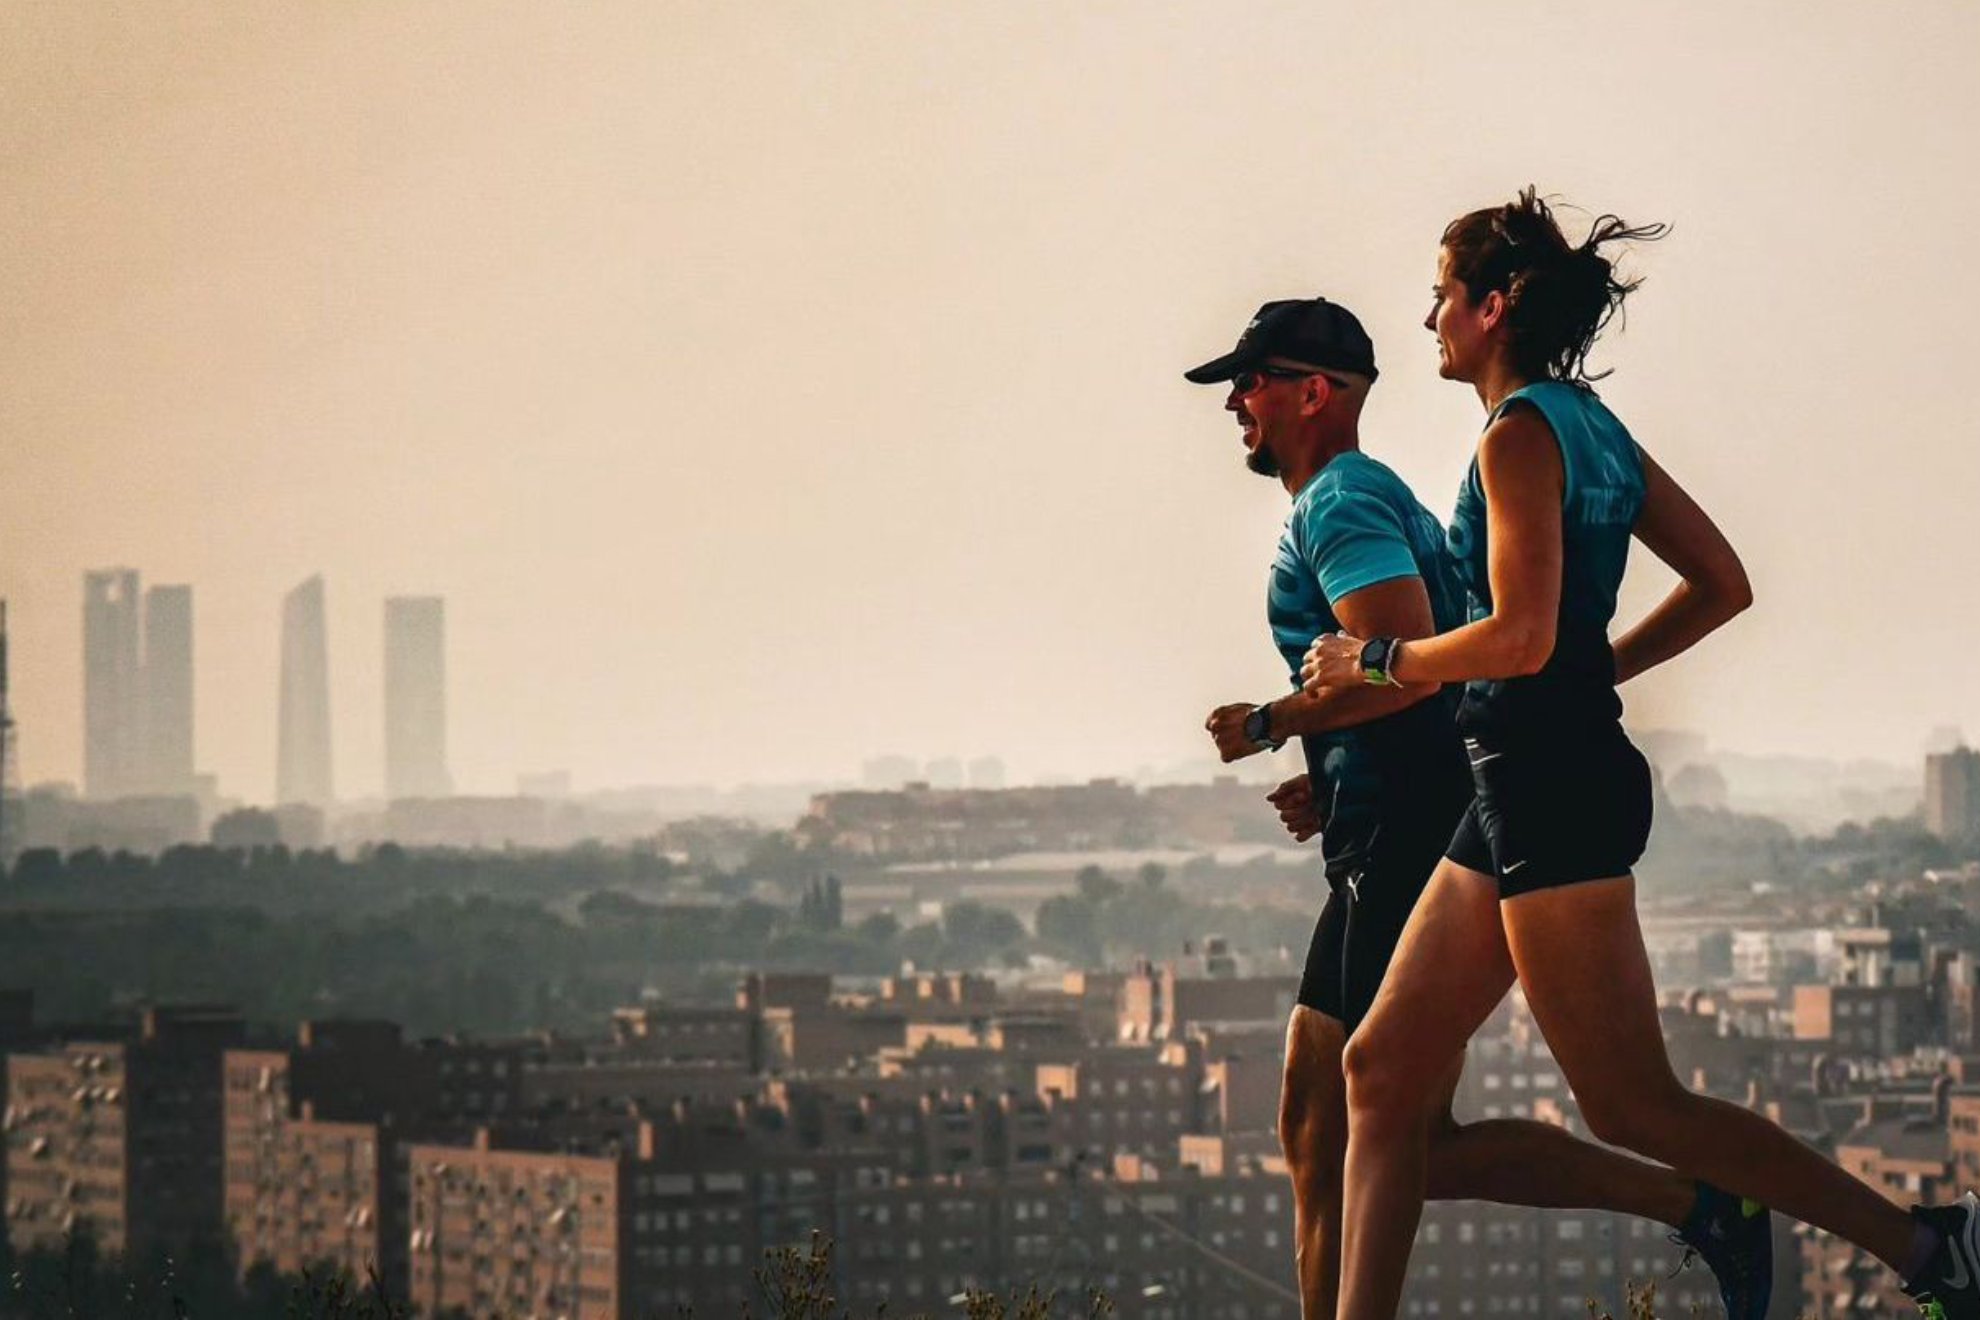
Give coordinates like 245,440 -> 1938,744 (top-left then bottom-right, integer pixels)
1441,187 -> 1669,384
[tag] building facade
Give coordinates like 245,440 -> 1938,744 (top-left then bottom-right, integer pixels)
5,1006 -> 243,1257
1926,747 -> 1980,840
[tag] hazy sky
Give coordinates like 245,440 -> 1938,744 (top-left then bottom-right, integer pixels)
3,3 -> 1977,801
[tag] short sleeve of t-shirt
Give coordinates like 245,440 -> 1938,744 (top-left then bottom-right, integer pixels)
1294,471 -> 1422,606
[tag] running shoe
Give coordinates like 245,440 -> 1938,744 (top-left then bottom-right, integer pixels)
1903,1192 -> 1980,1320
1670,1181 -> 1773,1320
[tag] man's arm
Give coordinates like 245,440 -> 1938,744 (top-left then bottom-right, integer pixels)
1206,575 -> 1442,761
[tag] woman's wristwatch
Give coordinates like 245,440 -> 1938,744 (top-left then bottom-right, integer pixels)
1360,636 -> 1402,687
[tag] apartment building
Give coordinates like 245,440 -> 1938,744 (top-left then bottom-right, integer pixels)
6,1005 -> 243,1256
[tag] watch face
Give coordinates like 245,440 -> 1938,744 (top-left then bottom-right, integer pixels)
1359,637 -> 1388,672
1244,707 -> 1271,744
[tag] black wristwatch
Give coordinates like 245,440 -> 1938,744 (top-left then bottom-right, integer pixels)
1243,703 -> 1284,751
1360,636 -> 1401,687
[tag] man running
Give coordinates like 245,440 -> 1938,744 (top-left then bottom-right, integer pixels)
1190,295 -> 1772,1318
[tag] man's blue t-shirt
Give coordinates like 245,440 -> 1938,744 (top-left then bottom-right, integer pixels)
1266,451 -> 1465,849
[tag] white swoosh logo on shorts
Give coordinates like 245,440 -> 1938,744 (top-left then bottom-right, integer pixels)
1503,860 -> 1529,874
1949,1203 -> 1980,1290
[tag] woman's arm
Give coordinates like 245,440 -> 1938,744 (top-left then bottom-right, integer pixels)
1271,575 -> 1443,733
1302,408 -> 1565,694
1610,446 -> 1752,684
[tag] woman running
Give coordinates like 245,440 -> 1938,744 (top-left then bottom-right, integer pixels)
1301,188 -> 1980,1320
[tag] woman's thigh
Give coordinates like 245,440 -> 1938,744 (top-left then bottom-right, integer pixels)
1347,857 -> 1516,1097
1500,874 -> 1680,1116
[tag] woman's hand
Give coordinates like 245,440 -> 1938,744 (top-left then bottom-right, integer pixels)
1300,631 -> 1367,696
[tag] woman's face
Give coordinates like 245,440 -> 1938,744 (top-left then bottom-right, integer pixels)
1424,247 -> 1495,383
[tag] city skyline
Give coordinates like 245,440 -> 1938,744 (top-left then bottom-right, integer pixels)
2,5 -> 1976,799
17,564 -> 1958,811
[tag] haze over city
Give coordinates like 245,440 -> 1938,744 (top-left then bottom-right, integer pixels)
3,4 -> 1976,803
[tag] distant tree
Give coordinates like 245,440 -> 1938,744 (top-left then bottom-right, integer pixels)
578,889 -> 657,923
1035,894 -> 1102,964
1137,862 -> 1168,890
1075,865 -> 1122,906
9,846 -> 61,886
725,900 -> 781,946
899,920 -> 945,968
744,831 -> 811,880
855,910 -> 901,944
943,901 -> 1025,960
796,875 -> 845,933
1098,880 -> 1190,956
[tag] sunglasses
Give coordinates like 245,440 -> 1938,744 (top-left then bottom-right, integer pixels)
1232,366 -> 1345,395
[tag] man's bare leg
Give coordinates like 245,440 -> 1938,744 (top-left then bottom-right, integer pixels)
1280,1006 -> 1349,1318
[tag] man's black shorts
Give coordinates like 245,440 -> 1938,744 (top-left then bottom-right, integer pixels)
1444,725 -> 1654,898
1296,800 -> 1465,1030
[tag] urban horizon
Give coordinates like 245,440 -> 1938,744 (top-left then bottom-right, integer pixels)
1,569 -> 1968,817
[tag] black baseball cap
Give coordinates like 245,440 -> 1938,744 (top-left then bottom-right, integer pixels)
1183,297 -> 1379,384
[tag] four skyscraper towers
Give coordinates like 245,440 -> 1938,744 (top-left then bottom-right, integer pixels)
80,571 -> 449,807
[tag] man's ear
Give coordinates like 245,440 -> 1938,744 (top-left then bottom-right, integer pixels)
1300,375 -> 1335,417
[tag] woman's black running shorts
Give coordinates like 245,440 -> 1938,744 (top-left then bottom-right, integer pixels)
1444,726 -> 1653,898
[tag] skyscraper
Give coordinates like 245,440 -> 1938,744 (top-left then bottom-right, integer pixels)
276,576 -> 332,808
142,585 -> 194,796
1926,747 -> 1980,841
383,596 -> 450,800
83,568 -> 141,800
